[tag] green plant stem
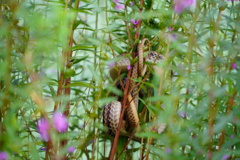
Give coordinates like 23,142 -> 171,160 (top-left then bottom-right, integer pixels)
52,0 -> 81,159
91,0 -> 100,158
218,89 -> 237,151
1,28 -> 12,119
207,9 -> 222,160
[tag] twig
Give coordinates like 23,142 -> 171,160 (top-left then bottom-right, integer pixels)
134,0 -> 145,40
109,70 -> 132,160
218,89 -> 237,151
108,70 -> 132,160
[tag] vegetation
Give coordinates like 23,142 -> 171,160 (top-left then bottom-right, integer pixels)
0,0 -> 239,159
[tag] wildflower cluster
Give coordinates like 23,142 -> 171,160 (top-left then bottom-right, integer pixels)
37,112 -> 68,142
113,0 -> 125,10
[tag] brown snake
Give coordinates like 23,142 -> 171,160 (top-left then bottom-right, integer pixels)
104,39 -> 166,140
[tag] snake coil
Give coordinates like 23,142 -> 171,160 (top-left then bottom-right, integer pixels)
103,39 -> 166,140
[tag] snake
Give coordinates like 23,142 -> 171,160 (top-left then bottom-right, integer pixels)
103,39 -> 166,140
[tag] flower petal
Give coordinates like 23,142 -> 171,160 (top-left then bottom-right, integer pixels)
115,4 -> 125,10
0,151 -> 8,160
53,112 -> 68,133
37,118 -> 50,142
68,146 -> 75,153
174,0 -> 195,13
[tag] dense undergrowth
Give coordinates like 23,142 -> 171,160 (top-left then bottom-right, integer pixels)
0,0 -> 239,159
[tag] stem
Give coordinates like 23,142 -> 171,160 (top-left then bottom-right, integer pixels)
218,89 -> 237,151
54,0 -> 81,158
1,32 -> 12,117
91,0 -> 100,158
108,70 -> 131,160
134,0 -> 144,40
207,9 -> 222,160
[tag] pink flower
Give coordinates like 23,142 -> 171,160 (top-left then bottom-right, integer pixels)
40,147 -> 47,151
108,61 -> 115,69
129,2 -> 134,6
232,63 -> 237,69
115,4 -> 125,10
174,0 -> 196,13
53,112 -> 68,133
0,151 -> 8,160
165,148 -> 172,154
131,19 -> 139,25
178,111 -> 186,118
127,65 -> 131,70
68,146 -> 75,153
113,0 -> 120,3
167,27 -> 177,41
37,118 -> 50,142
168,33 -> 177,42
222,155 -> 230,160
113,0 -> 125,10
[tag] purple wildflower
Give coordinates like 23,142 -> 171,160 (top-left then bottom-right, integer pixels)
113,0 -> 120,3
50,69 -> 57,73
178,111 -> 186,118
0,151 -> 8,160
40,147 -> 47,151
174,0 -> 196,13
230,134 -> 235,139
127,65 -> 131,70
168,33 -> 177,42
222,154 -> 230,160
168,27 -> 177,42
232,63 -> 237,69
115,4 -> 125,10
165,148 -> 172,154
129,2 -> 134,6
113,0 -> 125,10
131,19 -> 139,25
37,118 -> 50,142
53,112 -> 68,133
108,61 -> 115,69
68,146 -> 75,153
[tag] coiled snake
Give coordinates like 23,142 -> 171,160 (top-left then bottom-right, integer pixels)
103,39 -> 166,140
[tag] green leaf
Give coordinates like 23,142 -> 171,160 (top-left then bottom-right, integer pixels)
64,69 -> 76,79
72,45 -> 95,51
67,81 -> 99,88
71,56 -> 88,64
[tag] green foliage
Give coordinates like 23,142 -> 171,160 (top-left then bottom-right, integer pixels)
0,0 -> 239,159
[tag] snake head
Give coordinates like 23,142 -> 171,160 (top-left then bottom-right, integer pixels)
146,51 -> 165,64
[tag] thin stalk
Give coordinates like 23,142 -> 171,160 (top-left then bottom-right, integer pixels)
53,0 -> 81,159
134,0 -> 145,40
1,34 -> 12,117
108,70 -> 131,160
91,0 -> 100,158
207,9 -> 222,160
218,89 -> 237,151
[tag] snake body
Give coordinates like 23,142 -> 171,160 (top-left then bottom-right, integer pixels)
104,39 -> 165,139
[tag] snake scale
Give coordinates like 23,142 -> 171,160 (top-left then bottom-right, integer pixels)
103,39 -> 166,140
